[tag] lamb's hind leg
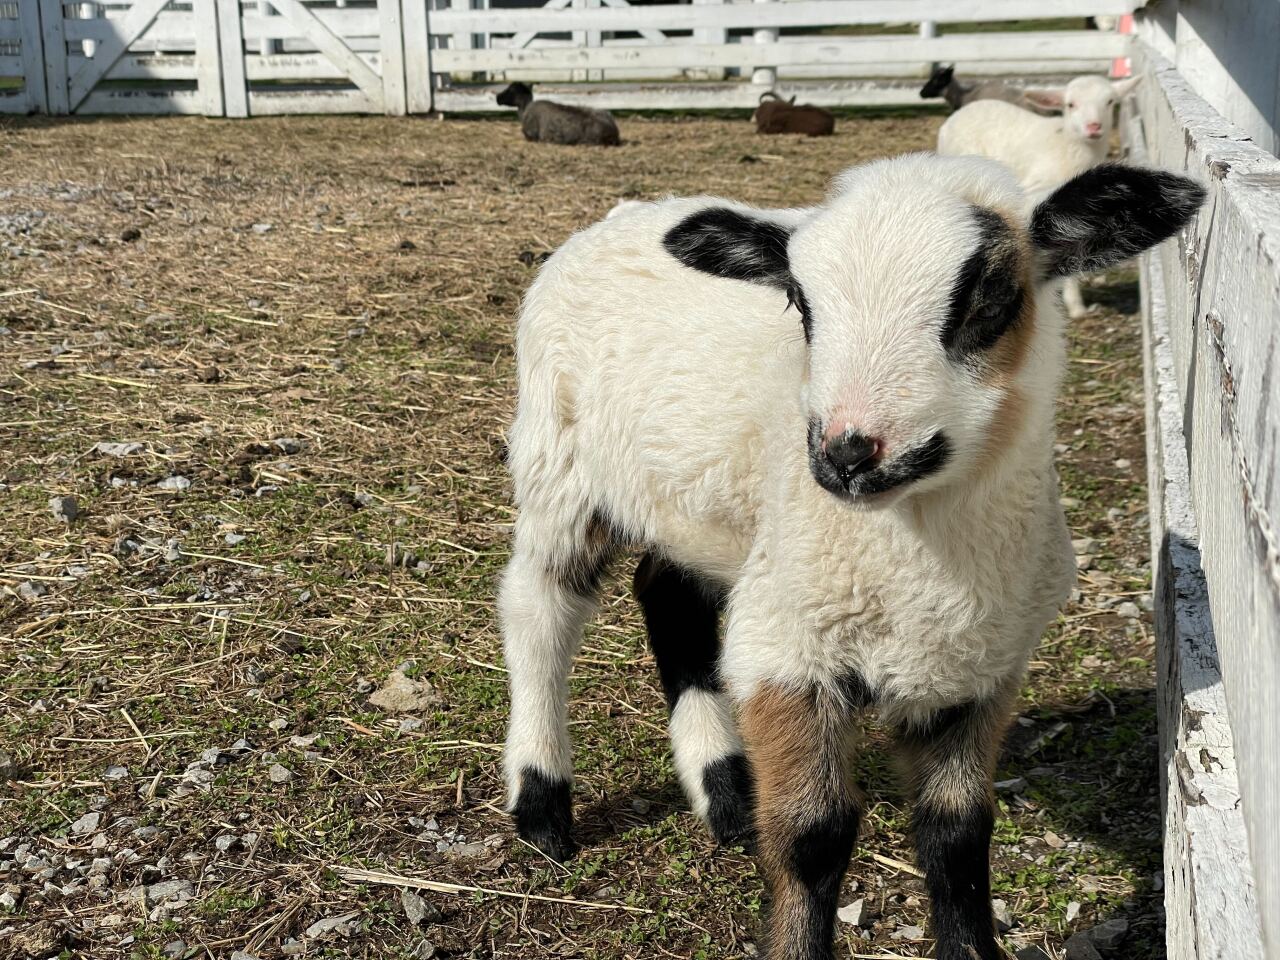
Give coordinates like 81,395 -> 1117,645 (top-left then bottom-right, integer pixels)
894,692 -> 1014,960
633,553 -> 754,847
501,510 -> 616,861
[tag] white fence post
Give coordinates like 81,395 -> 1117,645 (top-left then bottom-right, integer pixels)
403,0 -> 433,113
258,1 -> 279,56
216,0 -> 248,117
17,0 -> 49,113
37,0 -> 68,113
379,0 -> 407,115
78,2 -> 95,59
194,0 -> 225,116
449,0 -> 472,82
692,0 -> 725,81
919,18 -> 936,77
750,0 -> 777,91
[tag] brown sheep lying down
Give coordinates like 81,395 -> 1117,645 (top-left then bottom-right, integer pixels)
920,64 -> 1060,116
495,82 -> 620,146
752,91 -> 835,136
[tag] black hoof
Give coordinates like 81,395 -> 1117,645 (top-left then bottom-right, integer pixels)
513,767 -> 577,861
703,754 -> 757,850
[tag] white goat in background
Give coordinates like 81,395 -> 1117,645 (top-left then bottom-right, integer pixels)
938,74 -> 1142,318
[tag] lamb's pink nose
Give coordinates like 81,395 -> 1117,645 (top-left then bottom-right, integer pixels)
1085,121 -> 1103,137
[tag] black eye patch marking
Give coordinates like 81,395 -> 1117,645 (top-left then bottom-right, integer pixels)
944,207 -> 1025,359
662,207 -> 793,289
785,281 -> 813,342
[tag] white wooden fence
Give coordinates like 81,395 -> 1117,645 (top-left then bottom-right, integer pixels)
1,0 -> 1137,116
1126,2 -> 1280,958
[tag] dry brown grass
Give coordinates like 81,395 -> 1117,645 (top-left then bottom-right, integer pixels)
2,111 -> 1160,960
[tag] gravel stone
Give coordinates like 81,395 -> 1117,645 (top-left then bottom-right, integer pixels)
70,811 -> 101,835
49,496 -> 78,523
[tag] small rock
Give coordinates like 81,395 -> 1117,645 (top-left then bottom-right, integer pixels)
94,441 -> 145,457
401,887 -> 443,925
994,777 -> 1027,794
354,679 -> 375,694
305,912 -> 358,939
163,540 -> 182,562
1116,601 -> 1141,619
268,764 -> 294,785
630,797 -> 651,815
71,811 -> 101,836
0,751 -> 16,781
410,940 -> 437,960
1071,537 -> 1099,555
230,952 -> 260,960
289,733 -> 320,749
1059,496 -> 1081,509
272,437 -> 303,454
49,495 -> 78,523
17,580 -> 47,601
398,718 -> 424,734
268,719 -> 288,731
836,898 -> 865,926
368,670 -> 440,713
1088,918 -> 1129,953
1065,932 -> 1104,960
991,898 -> 1013,932
1114,458 -> 1131,470
1065,899 -> 1082,922
157,476 -> 191,492
1015,948 -> 1052,960
104,765 -> 129,780
225,532 -> 246,546
0,889 -> 20,912
163,940 -> 187,958
148,879 -> 194,902
251,223 -> 274,234
214,835 -> 237,852
446,841 -> 487,859
890,925 -> 924,940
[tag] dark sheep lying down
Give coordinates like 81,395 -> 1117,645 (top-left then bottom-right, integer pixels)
920,64 -> 1060,116
752,91 -> 835,136
495,82 -> 621,146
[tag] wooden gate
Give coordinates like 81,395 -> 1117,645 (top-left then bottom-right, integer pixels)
215,0 -> 407,116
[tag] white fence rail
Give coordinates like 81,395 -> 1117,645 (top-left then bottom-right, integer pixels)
2,0 -> 1136,116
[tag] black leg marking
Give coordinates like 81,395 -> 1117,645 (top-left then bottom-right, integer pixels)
512,767 -> 577,862
913,802 -> 998,960
632,552 -> 725,705
702,753 -> 757,849
896,698 -> 1007,960
556,509 -> 622,596
786,805 -> 861,960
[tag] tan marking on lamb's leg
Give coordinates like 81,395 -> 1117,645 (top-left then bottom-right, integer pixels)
741,683 -> 863,960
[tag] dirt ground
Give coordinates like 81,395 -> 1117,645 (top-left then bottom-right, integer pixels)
1,111 -> 1162,960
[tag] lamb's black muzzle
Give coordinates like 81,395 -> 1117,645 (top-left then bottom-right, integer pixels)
808,420 -> 952,501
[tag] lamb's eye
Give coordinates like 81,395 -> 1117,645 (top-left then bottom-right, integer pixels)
974,302 -> 1003,321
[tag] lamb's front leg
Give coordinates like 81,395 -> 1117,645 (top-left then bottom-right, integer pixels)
741,681 -> 865,960
894,693 -> 1014,960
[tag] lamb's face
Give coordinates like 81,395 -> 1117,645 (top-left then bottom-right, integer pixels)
1062,75 -> 1138,141
661,154 -> 1205,508
790,160 -> 1033,507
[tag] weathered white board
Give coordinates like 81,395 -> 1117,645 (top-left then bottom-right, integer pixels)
1130,40 -> 1280,960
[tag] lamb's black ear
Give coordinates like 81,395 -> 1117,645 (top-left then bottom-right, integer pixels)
1031,164 -> 1206,278
663,207 -> 792,288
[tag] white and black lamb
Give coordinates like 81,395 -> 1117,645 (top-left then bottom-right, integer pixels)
499,152 -> 1203,960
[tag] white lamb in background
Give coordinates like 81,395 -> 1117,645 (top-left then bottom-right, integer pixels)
500,152 -> 1203,960
937,74 -> 1141,317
